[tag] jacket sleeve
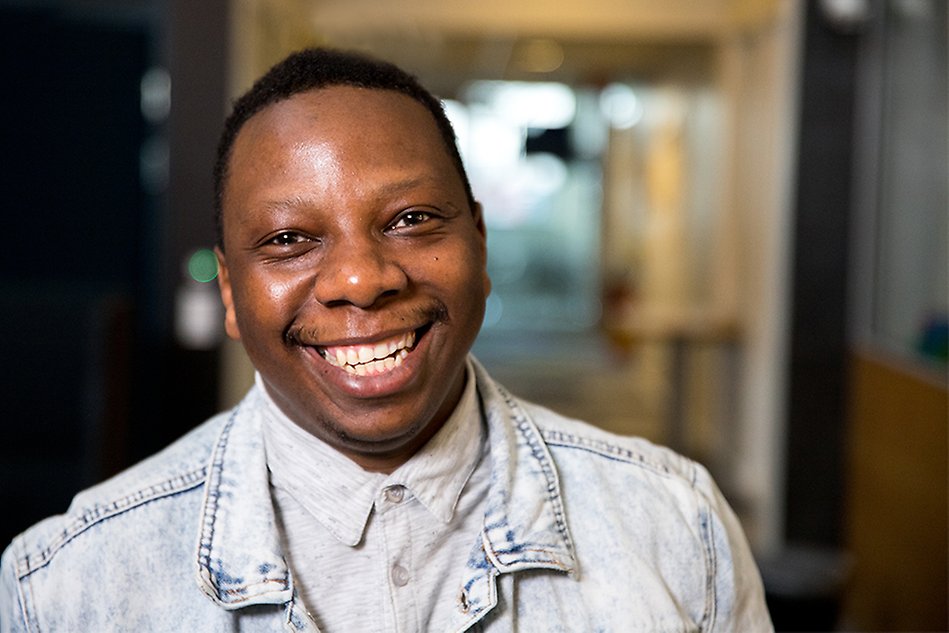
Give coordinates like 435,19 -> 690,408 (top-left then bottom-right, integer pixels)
693,463 -> 774,632
0,543 -> 28,633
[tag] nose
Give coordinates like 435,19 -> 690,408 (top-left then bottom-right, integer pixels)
312,237 -> 408,308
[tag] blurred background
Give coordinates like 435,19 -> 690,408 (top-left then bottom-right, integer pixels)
0,0 -> 945,630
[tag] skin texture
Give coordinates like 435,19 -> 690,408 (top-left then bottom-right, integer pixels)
216,86 -> 490,473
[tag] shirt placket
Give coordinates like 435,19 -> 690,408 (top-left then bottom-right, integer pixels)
379,484 -> 419,633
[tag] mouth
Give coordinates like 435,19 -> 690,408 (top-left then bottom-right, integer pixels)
317,326 -> 426,376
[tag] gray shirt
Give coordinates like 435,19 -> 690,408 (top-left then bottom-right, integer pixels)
262,364 -> 488,631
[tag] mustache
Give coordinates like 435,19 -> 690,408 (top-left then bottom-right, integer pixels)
283,302 -> 449,347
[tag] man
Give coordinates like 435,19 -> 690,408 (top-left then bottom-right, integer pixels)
1,48 -> 772,631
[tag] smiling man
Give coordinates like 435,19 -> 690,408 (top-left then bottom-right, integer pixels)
1,49 -> 772,632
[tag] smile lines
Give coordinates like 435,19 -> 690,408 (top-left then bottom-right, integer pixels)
320,330 -> 416,376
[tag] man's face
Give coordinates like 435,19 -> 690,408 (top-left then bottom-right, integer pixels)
217,86 -> 489,472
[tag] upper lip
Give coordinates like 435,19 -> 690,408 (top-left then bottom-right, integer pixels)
309,322 -> 427,350
319,329 -> 417,369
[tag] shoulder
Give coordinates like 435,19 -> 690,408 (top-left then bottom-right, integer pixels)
472,357 -> 720,509
514,397 -> 735,542
475,362 -> 771,628
508,398 -> 772,631
4,411 -> 231,579
519,398 -> 711,493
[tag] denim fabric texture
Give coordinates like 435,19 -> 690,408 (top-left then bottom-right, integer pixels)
1,357 -> 772,632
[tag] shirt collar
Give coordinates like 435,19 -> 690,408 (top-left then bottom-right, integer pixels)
259,360 -> 483,547
259,372 -> 381,546
387,361 -> 483,524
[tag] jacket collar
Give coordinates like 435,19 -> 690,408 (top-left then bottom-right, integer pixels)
472,358 -> 577,575
194,356 -> 577,618
195,387 -> 293,610
446,359 -> 578,629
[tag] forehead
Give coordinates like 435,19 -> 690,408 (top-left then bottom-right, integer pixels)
222,86 -> 460,211
235,86 -> 447,167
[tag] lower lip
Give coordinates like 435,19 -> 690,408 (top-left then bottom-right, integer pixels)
306,330 -> 430,399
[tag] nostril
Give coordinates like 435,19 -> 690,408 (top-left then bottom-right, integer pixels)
379,288 -> 401,299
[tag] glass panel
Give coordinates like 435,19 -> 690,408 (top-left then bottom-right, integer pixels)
448,81 -> 604,333
872,0 -> 948,365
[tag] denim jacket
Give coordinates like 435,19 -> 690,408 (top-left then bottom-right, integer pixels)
1,358 -> 772,632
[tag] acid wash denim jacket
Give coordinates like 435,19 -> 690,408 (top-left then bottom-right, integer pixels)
1,358 -> 772,632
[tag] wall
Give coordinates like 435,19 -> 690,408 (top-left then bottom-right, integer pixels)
842,350 -> 947,631
719,0 -> 802,553
841,1 -> 949,629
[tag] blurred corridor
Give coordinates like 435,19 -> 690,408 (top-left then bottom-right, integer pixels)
0,0 -> 946,630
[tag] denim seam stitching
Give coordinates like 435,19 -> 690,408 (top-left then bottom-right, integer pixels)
16,467 -> 208,579
196,407 -> 239,602
18,547 -> 37,633
540,429 -> 675,479
698,502 -> 718,632
494,384 -> 575,562
457,566 -> 500,632
193,404 -> 291,606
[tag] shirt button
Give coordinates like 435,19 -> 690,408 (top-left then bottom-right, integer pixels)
384,485 -> 405,503
391,564 -> 410,587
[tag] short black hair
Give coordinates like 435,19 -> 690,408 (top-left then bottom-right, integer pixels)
213,47 -> 475,248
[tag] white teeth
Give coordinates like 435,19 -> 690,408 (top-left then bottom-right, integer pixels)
346,356 -> 402,376
321,330 -> 417,375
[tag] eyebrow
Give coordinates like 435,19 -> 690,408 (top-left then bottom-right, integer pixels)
366,175 -> 444,199
257,175 -> 460,213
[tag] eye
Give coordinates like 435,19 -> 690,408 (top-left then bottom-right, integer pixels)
255,230 -> 318,259
388,210 -> 434,230
267,231 -> 309,246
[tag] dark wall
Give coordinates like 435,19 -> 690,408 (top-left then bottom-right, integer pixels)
785,2 -> 860,546
0,6 -> 154,546
167,0 -> 229,300
130,0 -> 229,468
0,1 -> 227,546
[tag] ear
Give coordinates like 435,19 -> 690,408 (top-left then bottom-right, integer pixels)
472,201 -> 487,241
215,247 -> 241,341
471,202 -> 492,297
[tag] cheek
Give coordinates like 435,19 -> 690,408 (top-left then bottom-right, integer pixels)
260,277 -> 299,306
433,245 -> 488,309
420,242 -> 478,280
231,268 -> 309,330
